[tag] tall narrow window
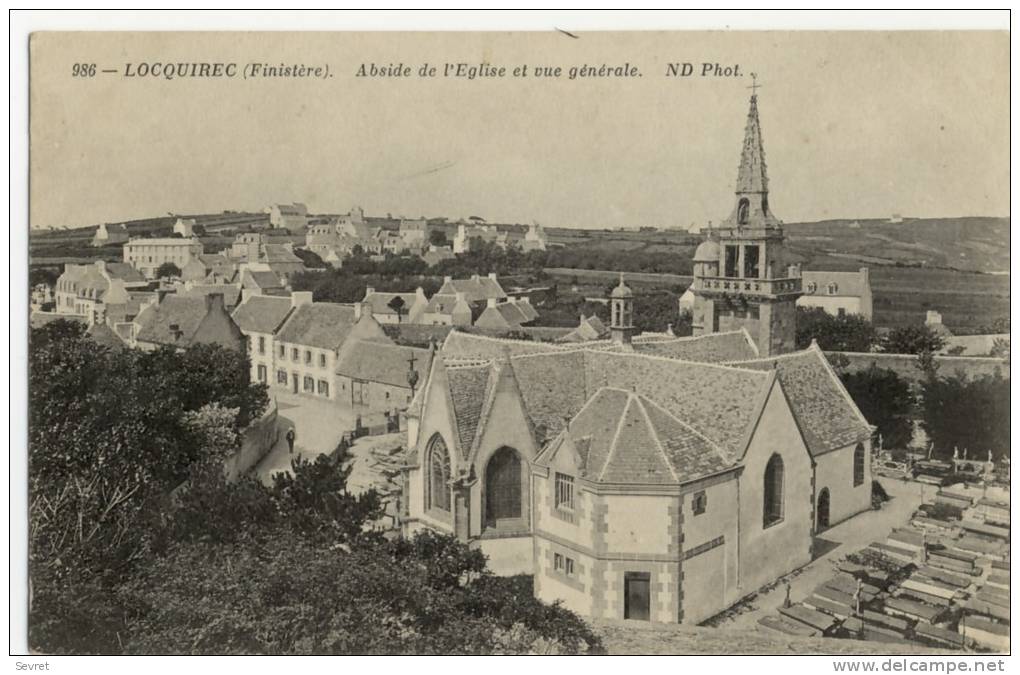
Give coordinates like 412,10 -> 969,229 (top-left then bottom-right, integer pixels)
853,443 -> 865,487
427,434 -> 451,513
743,245 -> 760,279
724,245 -> 740,278
763,453 -> 784,528
737,198 -> 750,225
485,447 -> 523,523
555,473 -> 575,512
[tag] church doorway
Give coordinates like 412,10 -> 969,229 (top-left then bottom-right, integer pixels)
484,447 -> 523,527
624,572 -> 651,621
817,488 -> 831,531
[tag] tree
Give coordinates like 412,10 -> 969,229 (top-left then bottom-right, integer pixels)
429,229 -> 448,247
839,364 -> 914,449
387,295 -> 407,323
990,337 -> 1010,360
919,371 -> 1009,462
795,307 -> 878,352
882,324 -> 946,355
292,247 -> 327,269
155,262 -> 181,279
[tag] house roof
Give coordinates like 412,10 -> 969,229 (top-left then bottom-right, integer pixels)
104,262 -> 146,283
363,290 -> 420,317
539,388 -> 732,485
182,284 -> 242,308
241,269 -> 285,289
424,293 -> 471,317
275,302 -> 358,350
231,295 -> 295,335
801,271 -> 868,298
335,340 -> 431,389
476,301 -> 535,330
726,344 -> 873,456
86,322 -> 125,351
437,275 -> 506,303
559,315 -> 609,343
134,295 -> 231,348
262,244 -> 302,264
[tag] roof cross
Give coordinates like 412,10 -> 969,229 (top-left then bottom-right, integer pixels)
747,72 -> 762,95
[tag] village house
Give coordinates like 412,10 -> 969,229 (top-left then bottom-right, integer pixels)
422,244 -> 455,267
437,273 -> 507,305
398,217 -> 430,252
30,283 -> 54,311
231,292 -> 310,385
334,339 -> 433,411
123,236 -> 204,279
90,222 -> 130,247
272,301 -> 389,400
236,267 -> 288,295
522,222 -> 548,251
180,281 -> 243,312
362,287 -> 429,324
474,297 -> 539,331
452,222 -> 509,254
131,292 -> 245,352
180,253 -> 237,283
173,217 -> 196,238
400,90 -> 875,625
268,202 -> 308,230
54,260 -> 148,325
558,314 -> 609,343
797,268 -> 873,320
419,292 -> 473,327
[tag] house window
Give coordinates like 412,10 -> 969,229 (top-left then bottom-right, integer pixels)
853,443 -> 865,487
555,473 -> 575,512
692,490 -> 707,515
319,353 -> 326,368
291,348 -> 299,361
724,245 -> 739,278
258,336 -> 266,355
426,434 -> 451,512
279,344 -> 285,357
554,553 -> 564,572
837,307 -> 846,318
743,245 -> 760,279
305,350 -> 312,364
827,283 -> 838,295
277,369 -> 287,384
303,376 -> 314,392
318,380 -> 329,397
257,365 -> 267,382
806,281 -> 817,294
763,453 -> 785,528
565,557 -> 575,576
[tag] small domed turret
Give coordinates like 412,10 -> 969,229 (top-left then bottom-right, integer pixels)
693,239 -> 721,263
610,274 -> 633,299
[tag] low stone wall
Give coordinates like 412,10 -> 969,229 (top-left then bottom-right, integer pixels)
827,351 -> 1009,384
223,401 -> 279,482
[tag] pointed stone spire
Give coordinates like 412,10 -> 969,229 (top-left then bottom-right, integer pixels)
736,88 -> 769,195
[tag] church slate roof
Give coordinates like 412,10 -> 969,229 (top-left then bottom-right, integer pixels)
445,362 -> 495,457
442,330 -> 568,359
630,330 -> 759,363
542,388 -> 733,485
726,345 -> 873,456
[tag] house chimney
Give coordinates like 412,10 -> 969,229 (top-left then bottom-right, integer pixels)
95,260 -> 106,272
205,292 -> 225,313
471,274 -> 479,282
291,291 -> 313,308
860,267 -> 870,284
444,275 -> 452,284
415,286 -> 427,301
455,291 -> 466,304
487,297 -> 497,309
488,272 -> 498,281
365,286 -> 375,296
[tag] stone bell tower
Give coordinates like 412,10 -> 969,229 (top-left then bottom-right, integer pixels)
691,83 -> 802,357
609,273 -> 635,349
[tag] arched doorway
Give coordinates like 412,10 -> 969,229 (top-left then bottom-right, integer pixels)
817,488 -> 831,531
485,446 -> 523,526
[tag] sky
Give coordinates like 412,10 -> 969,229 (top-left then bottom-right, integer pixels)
29,30 -> 1008,230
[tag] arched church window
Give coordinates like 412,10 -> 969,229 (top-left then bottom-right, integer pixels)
853,443 -> 865,487
737,198 -> 750,225
806,282 -> 817,293
427,434 -> 451,512
486,446 -> 523,523
763,453 -> 784,528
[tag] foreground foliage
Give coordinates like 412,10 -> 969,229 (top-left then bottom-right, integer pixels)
29,321 -> 600,655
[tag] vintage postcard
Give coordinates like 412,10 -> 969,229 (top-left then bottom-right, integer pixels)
20,23 -> 1010,659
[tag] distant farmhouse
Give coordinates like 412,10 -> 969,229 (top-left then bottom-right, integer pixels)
90,223 -> 130,247
797,268 -> 873,320
268,202 -> 308,230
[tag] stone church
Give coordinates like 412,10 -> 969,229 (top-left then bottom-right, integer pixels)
400,91 -> 874,624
